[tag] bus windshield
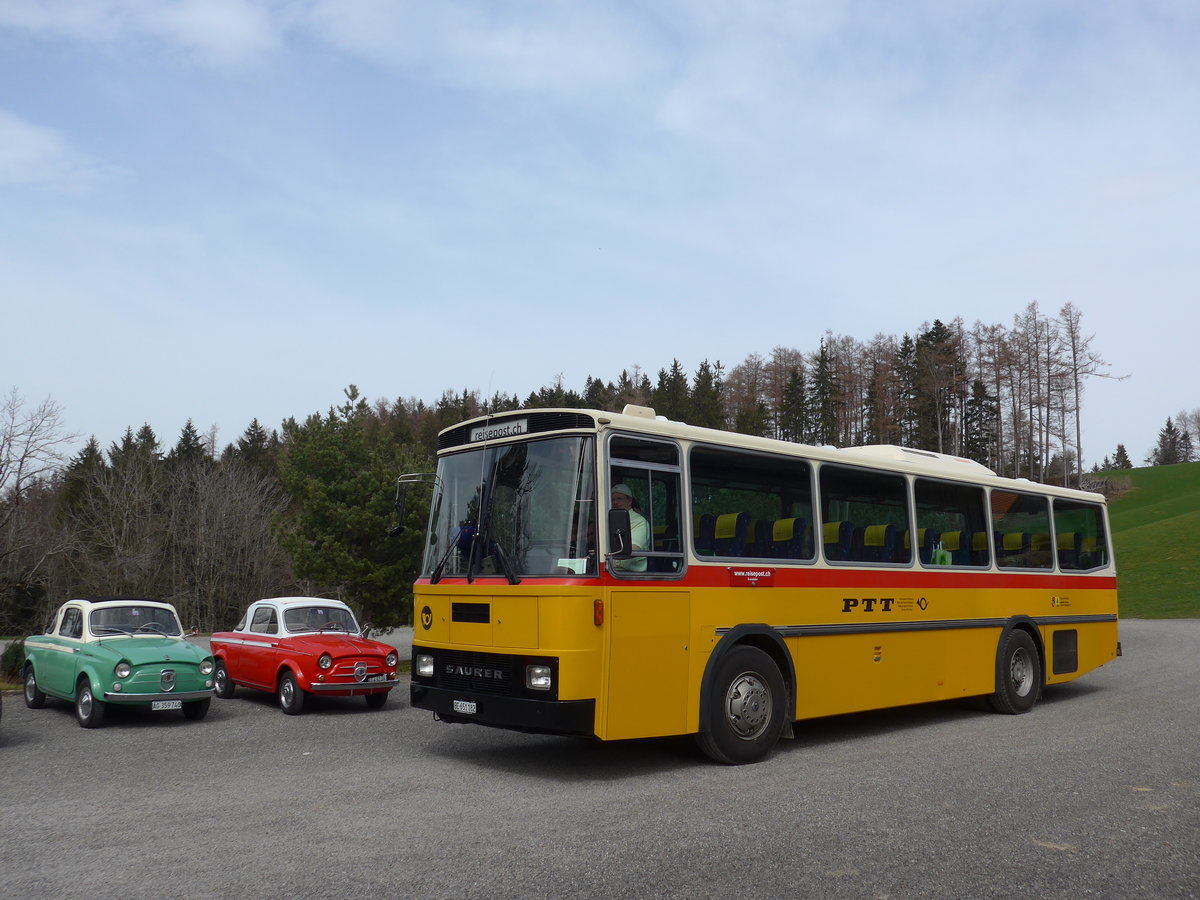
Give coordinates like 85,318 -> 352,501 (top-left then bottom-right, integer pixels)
424,436 -> 597,579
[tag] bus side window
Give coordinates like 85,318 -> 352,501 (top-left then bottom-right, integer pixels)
819,465 -> 910,565
1053,499 -> 1108,571
914,478 -> 989,569
689,445 -> 814,562
991,491 -> 1052,569
609,434 -> 684,574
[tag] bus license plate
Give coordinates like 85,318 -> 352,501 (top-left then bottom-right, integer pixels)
152,700 -> 182,710
452,699 -> 477,715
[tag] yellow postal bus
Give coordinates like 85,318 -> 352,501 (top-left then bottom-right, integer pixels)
401,405 -> 1118,764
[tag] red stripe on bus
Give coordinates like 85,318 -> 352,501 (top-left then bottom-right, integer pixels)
419,569 -> 1117,591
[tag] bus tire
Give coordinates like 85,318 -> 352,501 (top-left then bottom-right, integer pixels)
988,628 -> 1041,714
695,645 -> 786,765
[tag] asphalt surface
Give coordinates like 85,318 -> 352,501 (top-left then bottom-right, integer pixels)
1,618 -> 1196,900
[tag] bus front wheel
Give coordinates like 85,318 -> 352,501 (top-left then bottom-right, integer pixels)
696,645 -> 787,765
989,628 -> 1041,714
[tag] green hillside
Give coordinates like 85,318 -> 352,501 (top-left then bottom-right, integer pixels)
1101,461 -> 1200,618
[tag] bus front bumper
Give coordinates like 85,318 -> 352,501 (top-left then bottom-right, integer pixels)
410,684 -> 596,737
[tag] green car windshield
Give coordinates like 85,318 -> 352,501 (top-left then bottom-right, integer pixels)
283,605 -> 359,634
90,605 -> 184,636
425,435 -> 597,580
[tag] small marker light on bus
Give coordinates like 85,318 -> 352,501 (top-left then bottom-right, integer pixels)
416,654 -> 435,678
526,665 -> 552,691
594,598 -> 604,627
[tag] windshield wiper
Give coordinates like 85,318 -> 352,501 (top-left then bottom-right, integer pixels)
492,542 -> 521,585
468,491 -> 521,586
430,523 -> 475,585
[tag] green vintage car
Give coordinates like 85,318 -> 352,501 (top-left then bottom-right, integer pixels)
23,597 -> 215,728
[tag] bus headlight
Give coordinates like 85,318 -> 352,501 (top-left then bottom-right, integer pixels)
526,665 -> 553,691
416,654 -> 434,677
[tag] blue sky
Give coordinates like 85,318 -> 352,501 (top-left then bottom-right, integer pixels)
2,1 -> 1197,466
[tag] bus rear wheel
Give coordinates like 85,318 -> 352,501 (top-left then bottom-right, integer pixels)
696,645 -> 787,765
989,628 -> 1041,714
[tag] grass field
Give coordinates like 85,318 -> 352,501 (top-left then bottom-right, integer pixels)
1101,460 -> 1200,618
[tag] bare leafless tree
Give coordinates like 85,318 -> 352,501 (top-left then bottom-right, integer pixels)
1,389 -> 76,565
160,458 -> 294,631
1,390 -> 78,631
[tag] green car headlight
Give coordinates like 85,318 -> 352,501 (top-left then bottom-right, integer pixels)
200,660 -> 214,676
115,662 -> 132,679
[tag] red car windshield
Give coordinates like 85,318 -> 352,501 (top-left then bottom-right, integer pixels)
283,606 -> 358,634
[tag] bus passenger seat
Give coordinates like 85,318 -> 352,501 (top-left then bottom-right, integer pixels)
693,514 -> 716,556
861,524 -> 895,562
971,531 -> 991,566
1029,532 -> 1053,568
997,532 -> 1031,566
905,528 -> 938,565
712,512 -> 750,556
1057,531 -> 1082,569
746,520 -> 767,557
770,517 -> 808,559
823,520 -> 853,561
940,530 -> 972,565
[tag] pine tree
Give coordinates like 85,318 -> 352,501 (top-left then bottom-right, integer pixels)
689,360 -> 724,429
962,379 -> 999,467
582,377 -> 615,411
811,341 -> 839,446
734,401 -> 772,437
894,334 -> 918,445
1113,444 -> 1132,469
167,419 -> 210,468
652,359 -> 690,422
777,366 -> 808,443
276,386 -> 431,628
1147,417 -> 1182,466
1180,428 -> 1195,463
60,436 -> 108,512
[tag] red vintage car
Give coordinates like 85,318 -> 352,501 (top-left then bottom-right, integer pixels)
210,597 -> 400,714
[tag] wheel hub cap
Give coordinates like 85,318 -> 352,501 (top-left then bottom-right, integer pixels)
725,672 -> 771,740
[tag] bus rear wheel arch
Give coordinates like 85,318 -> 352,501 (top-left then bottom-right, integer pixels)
989,626 -> 1042,714
696,644 -> 788,765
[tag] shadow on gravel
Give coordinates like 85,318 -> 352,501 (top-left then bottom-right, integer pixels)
415,679 -> 1115,781
214,686 -> 404,717
424,729 -> 706,781
24,694 -> 220,730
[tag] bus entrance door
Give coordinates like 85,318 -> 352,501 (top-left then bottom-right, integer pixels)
605,591 -> 691,740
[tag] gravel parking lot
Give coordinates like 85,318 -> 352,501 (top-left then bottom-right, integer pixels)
2,619 -> 1196,899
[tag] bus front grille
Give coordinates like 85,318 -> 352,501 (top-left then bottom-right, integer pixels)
436,650 -> 519,696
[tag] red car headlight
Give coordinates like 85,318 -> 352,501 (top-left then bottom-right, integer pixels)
318,654 -> 333,669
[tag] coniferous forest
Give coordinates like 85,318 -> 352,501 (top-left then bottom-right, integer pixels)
2,300 -> 1195,637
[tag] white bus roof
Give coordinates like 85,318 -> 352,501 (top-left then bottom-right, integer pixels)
441,405 -> 1107,503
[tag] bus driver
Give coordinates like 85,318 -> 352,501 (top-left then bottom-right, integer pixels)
610,483 -> 649,572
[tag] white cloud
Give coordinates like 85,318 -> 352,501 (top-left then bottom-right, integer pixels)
0,0 -> 281,65
0,110 -> 116,186
300,0 -> 662,94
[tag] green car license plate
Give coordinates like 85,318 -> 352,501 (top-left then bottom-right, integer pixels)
152,699 -> 182,711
